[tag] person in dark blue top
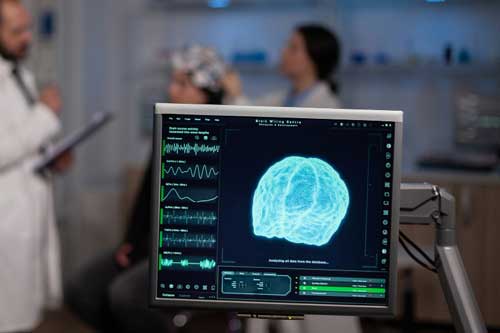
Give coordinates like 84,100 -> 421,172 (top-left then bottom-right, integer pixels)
65,45 -> 228,333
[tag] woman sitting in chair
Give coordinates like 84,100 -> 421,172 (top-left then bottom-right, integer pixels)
66,45 -> 229,333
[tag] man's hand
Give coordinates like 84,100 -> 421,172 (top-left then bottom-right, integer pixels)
40,85 -> 62,115
115,243 -> 134,269
50,150 -> 74,174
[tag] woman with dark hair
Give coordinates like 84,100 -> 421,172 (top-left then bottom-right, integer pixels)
224,24 -> 341,108
228,27 -> 362,333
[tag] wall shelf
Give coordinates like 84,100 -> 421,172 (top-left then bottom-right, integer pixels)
339,63 -> 500,78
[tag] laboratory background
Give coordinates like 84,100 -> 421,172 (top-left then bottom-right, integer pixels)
1,0 -> 500,332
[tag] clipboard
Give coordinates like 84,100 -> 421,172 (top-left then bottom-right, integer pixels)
34,111 -> 114,172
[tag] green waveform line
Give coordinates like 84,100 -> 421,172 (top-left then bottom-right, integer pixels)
160,258 -> 216,270
165,210 -> 217,226
162,163 -> 219,180
199,259 -> 217,269
161,186 -> 218,203
163,142 -> 220,156
164,233 -> 216,248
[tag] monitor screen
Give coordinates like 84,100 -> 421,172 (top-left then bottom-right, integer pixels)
456,92 -> 500,150
150,104 -> 403,316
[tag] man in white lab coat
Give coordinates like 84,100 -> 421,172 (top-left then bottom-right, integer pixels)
0,1 -> 67,332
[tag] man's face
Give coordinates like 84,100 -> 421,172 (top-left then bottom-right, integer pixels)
0,1 -> 33,61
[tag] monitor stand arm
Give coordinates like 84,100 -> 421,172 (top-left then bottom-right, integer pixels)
400,183 -> 486,333
239,183 -> 487,332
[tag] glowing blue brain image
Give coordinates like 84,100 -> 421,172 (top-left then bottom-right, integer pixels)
252,156 -> 349,246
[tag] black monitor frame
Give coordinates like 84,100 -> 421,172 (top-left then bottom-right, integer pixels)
150,104 -> 403,317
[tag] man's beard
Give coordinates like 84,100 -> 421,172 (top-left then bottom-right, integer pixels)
0,41 -> 29,63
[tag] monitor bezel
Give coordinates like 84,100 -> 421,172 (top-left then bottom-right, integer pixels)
150,103 -> 403,317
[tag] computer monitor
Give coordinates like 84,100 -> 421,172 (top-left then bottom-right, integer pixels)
150,104 -> 403,317
455,91 -> 500,153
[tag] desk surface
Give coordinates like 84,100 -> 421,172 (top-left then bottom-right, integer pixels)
403,170 -> 500,185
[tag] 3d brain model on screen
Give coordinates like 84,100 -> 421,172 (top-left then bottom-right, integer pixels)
252,156 -> 350,246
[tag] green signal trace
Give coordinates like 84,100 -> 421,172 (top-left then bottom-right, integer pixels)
160,186 -> 218,204
162,163 -> 219,180
159,255 -> 216,271
162,140 -> 221,156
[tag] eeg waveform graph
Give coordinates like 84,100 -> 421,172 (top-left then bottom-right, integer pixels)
163,141 -> 221,156
162,163 -> 219,180
162,209 -> 217,226
161,186 -> 218,204
158,255 -> 216,271
160,231 -> 217,249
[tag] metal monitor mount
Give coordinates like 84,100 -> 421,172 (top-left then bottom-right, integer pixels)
400,183 -> 486,333
240,183 -> 487,332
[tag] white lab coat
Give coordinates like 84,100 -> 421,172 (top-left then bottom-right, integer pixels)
229,81 -> 342,109
0,57 -> 62,332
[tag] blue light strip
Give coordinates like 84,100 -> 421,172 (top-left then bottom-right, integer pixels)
208,0 -> 231,9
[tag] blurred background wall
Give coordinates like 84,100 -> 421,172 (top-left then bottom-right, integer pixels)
20,1 -> 500,327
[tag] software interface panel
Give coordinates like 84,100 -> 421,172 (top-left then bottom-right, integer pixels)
154,112 -> 396,308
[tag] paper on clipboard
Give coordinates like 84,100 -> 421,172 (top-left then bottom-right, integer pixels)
34,111 -> 114,172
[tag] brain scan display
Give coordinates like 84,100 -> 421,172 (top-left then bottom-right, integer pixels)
252,156 -> 350,246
